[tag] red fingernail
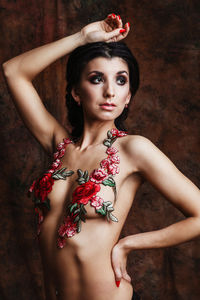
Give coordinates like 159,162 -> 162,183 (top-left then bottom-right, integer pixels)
112,13 -> 116,17
119,29 -> 126,33
116,280 -> 120,287
118,15 -> 121,20
127,22 -> 130,27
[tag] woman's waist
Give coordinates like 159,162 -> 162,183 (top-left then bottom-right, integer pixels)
53,257 -> 133,300
56,273 -> 133,300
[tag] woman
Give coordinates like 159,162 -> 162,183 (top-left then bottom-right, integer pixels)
2,13 -> 200,300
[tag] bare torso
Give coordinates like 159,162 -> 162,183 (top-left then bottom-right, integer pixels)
35,133 -> 144,300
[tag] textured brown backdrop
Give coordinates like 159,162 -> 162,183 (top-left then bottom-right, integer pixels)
0,1 -> 199,299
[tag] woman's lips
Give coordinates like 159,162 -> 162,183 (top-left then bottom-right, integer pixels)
100,103 -> 116,111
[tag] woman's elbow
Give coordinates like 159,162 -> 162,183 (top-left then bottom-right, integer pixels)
2,61 -> 14,78
2,59 -> 20,79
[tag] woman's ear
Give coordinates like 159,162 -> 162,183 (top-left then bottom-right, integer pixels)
125,91 -> 131,105
71,87 -> 81,106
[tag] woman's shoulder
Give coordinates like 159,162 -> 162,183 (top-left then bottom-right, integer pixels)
120,134 -> 158,162
121,133 -> 154,150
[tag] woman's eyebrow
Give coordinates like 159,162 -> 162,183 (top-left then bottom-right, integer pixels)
87,70 -> 128,75
87,71 -> 103,76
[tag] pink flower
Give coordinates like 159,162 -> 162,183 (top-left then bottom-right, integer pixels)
63,138 -> 72,145
53,151 -> 60,160
58,216 -> 77,238
106,147 -> 118,156
107,164 -> 120,175
90,196 -> 104,210
48,159 -> 61,173
110,155 -> 120,164
56,142 -> 65,151
58,148 -> 66,158
100,158 -> 110,169
90,168 -> 108,184
57,237 -> 66,249
47,159 -> 61,174
52,159 -> 61,169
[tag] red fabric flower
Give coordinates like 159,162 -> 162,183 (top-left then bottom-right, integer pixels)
72,181 -> 100,205
57,237 -> 66,249
56,142 -> 65,151
90,168 -> 108,184
53,151 -> 60,160
111,128 -> 127,137
110,155 -> 120,164
34,173 -> 54,202
58,148 -> 66,158
63,138 -> 72,145
58,216 -> 77,238
106,147 -> 118,156
100,158 -> 110,169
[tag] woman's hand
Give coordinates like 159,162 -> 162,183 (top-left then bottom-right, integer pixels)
111,239 -> 132,287
80,13 -> 130,44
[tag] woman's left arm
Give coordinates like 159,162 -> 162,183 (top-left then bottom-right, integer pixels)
112,135 -> 200,285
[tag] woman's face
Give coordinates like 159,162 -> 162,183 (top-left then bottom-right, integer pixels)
72,57 -> 131,123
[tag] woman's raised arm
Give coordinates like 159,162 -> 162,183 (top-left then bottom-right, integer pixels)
2,13 -> 130,154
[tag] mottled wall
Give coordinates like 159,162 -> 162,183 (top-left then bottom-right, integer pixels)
0,1 -> 199,299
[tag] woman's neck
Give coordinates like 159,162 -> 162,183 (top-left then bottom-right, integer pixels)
76,122 -> 116,151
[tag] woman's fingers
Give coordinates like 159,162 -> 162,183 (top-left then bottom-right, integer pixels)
106,13 -> 123,29
104,27 -> 126,42
115,267 -> 122,282
119,22 -> 130,38
105,19 -> 130,42
83,13 -> 130,43
122,269 -> 132,282
124,22 -> 130,34
111,242 -> 132,288
112,259 -> 122,286
111,244 -> 123,285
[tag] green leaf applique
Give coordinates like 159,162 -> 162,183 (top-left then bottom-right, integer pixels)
102,176 -> 116,187
97,201 -> 118,222
67,202 -> 87,233
52,167 -> 74,180
76,169 -> 89,185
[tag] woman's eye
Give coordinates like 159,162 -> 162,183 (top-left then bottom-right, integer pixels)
117,76 -> 127,85
89,75 -> 102,84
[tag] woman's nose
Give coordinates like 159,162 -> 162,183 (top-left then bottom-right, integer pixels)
103,82 -> 115,99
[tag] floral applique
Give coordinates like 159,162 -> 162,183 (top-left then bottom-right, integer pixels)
57,129 -> 127,248
28,138 -> 74,235
28,129 -> 127,248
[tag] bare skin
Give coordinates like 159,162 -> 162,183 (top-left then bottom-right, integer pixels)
39,133 -> 144,300
3,13 -> 200,300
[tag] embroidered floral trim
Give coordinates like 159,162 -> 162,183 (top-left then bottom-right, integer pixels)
28,129 -> 127,248
28,138 -> 74,235
57,129 -> 127,247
